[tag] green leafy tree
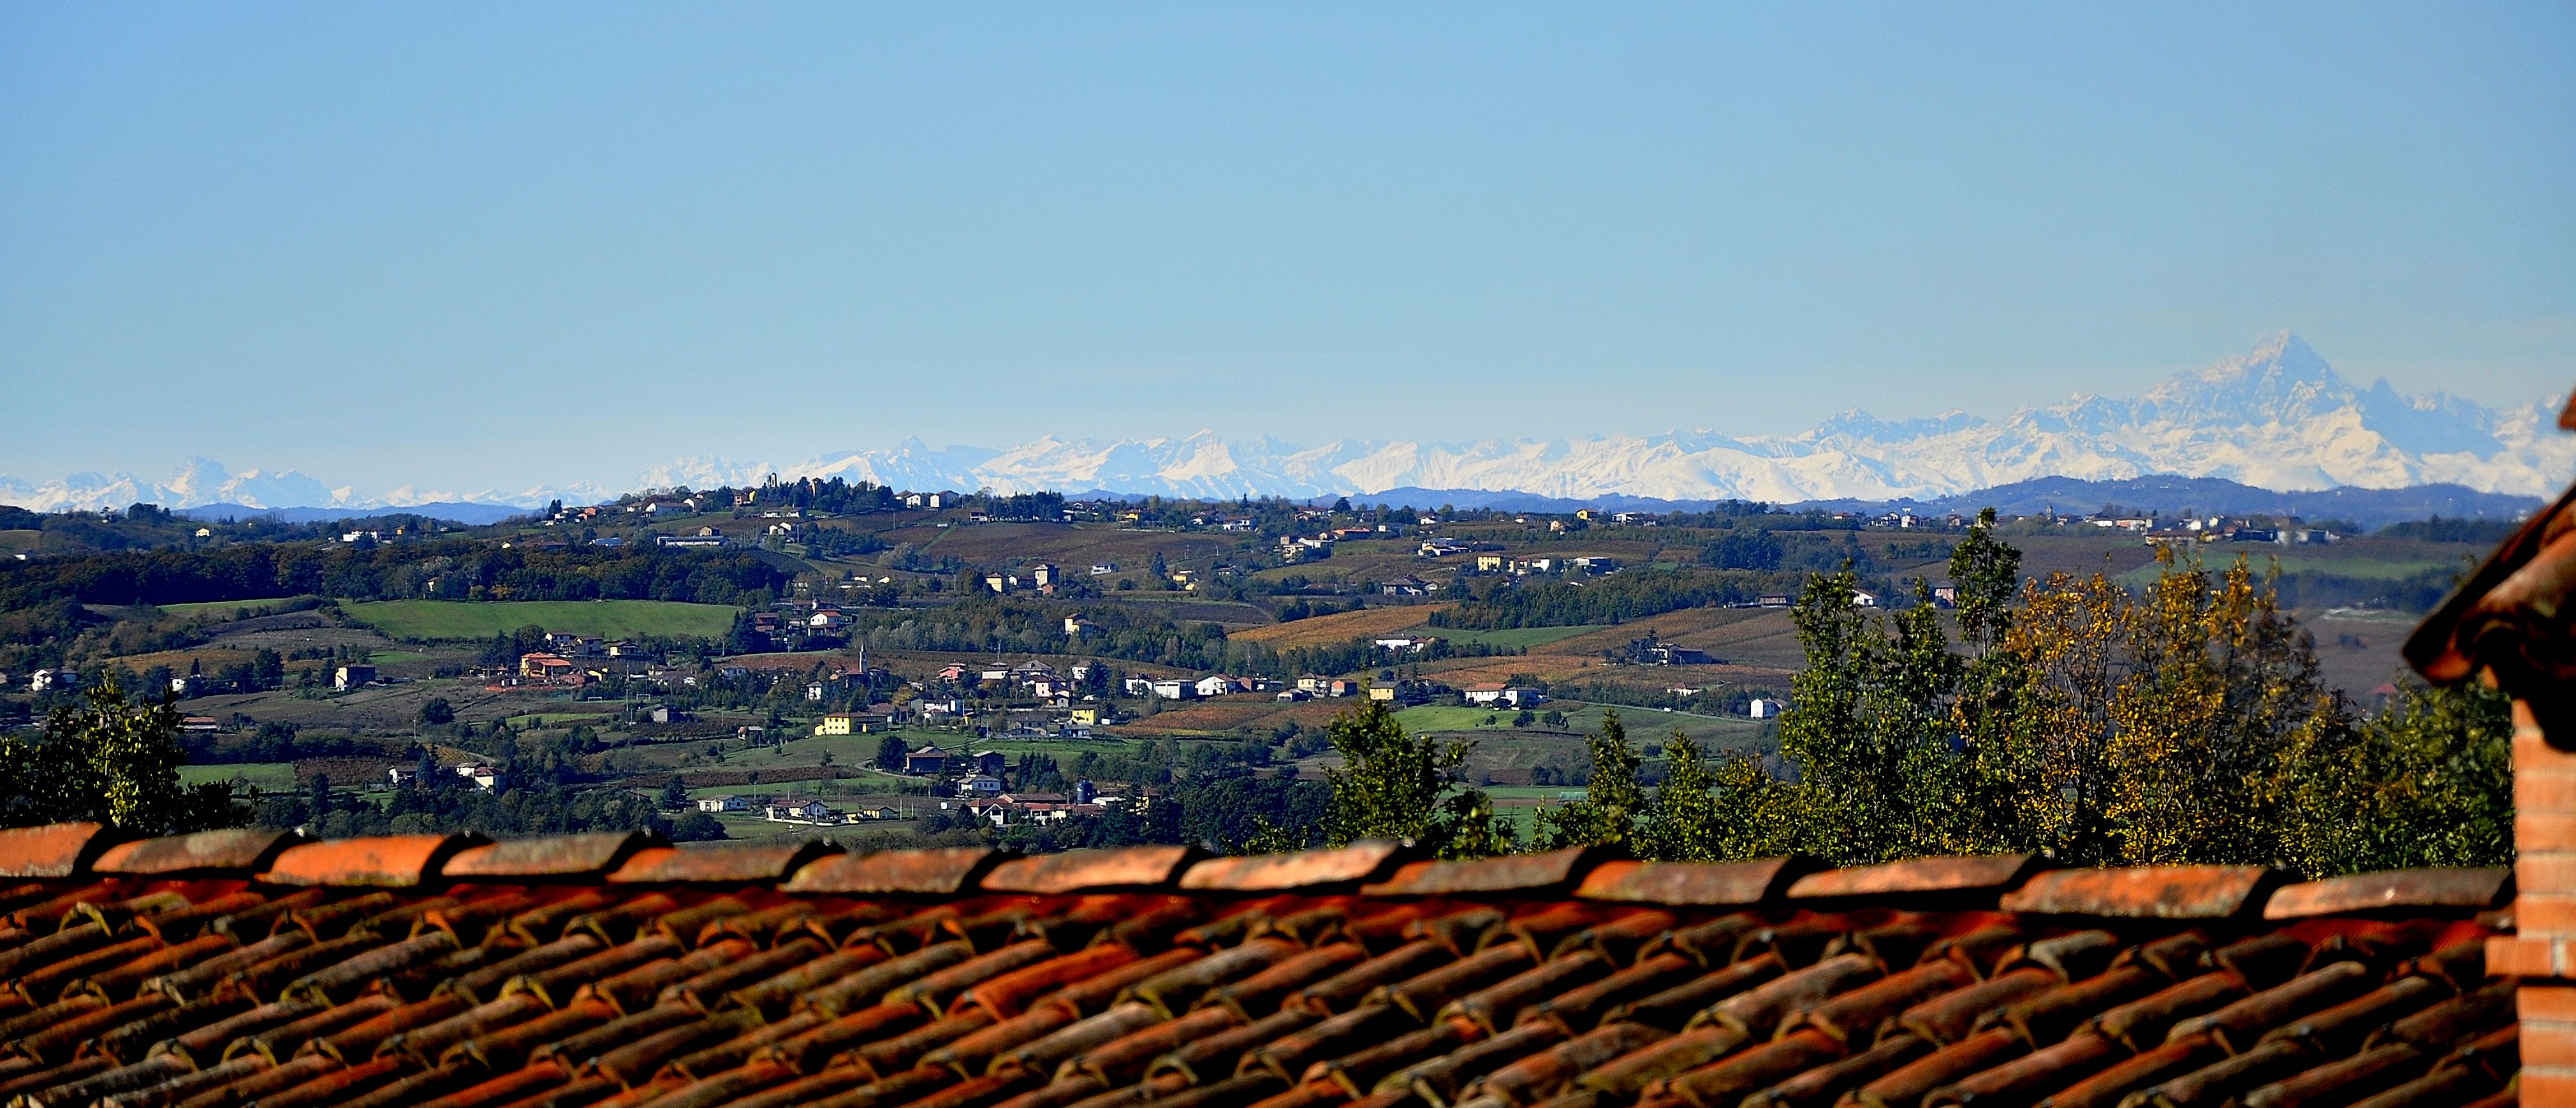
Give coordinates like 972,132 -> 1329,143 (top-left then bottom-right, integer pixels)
419,698 -> 455,726
1533,710 -> 1646,851
1322,701 -> 1514,859
876,735 -> 910,772
251,647 -> 286,692
0,683 -> 245,832
2269,679 -> 2513,876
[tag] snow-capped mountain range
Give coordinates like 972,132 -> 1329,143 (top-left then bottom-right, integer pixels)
7,334 -> 2570,513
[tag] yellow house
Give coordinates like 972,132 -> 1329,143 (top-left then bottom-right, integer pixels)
814,713 -> 868,736
1475,555 -> 1508,573
1368,685 -> 1397,702
1069,705 -> 1103,726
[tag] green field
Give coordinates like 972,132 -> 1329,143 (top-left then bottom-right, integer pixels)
182,762 -> 296,790
1424,625 -> 1599,649
344,600 -> 741,640
160,596 -> 311,617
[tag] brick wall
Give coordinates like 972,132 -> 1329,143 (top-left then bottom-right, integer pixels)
2511,699 -> 2576,1105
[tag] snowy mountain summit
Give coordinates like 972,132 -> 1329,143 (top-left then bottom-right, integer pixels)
4,335 -> 2568,512
701,333 -> 2570,503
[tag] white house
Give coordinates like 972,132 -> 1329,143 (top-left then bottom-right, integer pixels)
958,774 -> 1006,798
1194,676 -> 1238,698
697,795 -> 749,813
1463,684 -> 1546,708
1150,679 -> 1192,700
28,669 -> 76,693
1746,698 -> 1780,720
1850,591 -> 1880,608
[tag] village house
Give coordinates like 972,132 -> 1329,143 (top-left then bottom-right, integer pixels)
764,798 -> 840,824
812,712 -> 888,736
1463,683 -> 1546,708
1194,675 -> 1238,698
1150,678 -> 1192,700
333,663 -> 375,691
1644,644 -> 1715,665
517,653 -> 579,681
696,795 -> 749,813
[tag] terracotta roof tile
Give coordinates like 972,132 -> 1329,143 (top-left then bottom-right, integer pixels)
261,834 -> 478,887
2262,866 -> 2514,919
91,828 -> 303,875
982,846 -> 1210,894
787,847 -> 1017,896
1572,858 -> 1813,906
604,840 -> 838,884
0,824 -> 2524,1108
1363,846 -> 1620,897
1999,863 -> 2287,918
1181,841 -> 1416,892
0,823 -> 112,880
442,832 -> 657,879
1783,853 -> 2046,903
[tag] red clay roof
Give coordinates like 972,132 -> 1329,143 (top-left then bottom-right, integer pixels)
0,824 -> 2522,1108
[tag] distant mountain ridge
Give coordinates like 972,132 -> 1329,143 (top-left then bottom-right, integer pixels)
3,334 -> 2568,513
645,334 -> 2572,503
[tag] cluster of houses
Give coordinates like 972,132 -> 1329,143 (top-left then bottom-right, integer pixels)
692,793 -> 903,826
940,779 -> 1116,828
1278,524 -> 1386,562
1463,683 -> 1548,708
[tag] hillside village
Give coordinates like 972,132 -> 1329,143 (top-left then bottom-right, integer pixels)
0,476 -> 2513,846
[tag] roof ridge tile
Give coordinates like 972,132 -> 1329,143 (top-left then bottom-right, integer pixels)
1361,845 -> 1620,898
982,845 -> 1208,894
2000,864 -> 2287,919
0,822 -> 116,880
786,847 -> 1016,896
261,834 -> 482,887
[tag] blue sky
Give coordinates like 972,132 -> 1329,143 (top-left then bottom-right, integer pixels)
3,3 -> 2571,492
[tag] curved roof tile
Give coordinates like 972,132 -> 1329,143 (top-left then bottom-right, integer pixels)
604,841 -> 839,884
2264,866 -> 2513,920
1360,846 -> 1616,897
2000,864 -> 2285,919
442,832 -> 657,880
91,828 -> 301,875
784,847 -> 1015,895
0,823 -> 2519,1108
1576,858 -> 1816,906
982,845 -> 1206,894
261,834 -> 478,887
0,822 -> 113,879
1180,841 -> 1414,892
